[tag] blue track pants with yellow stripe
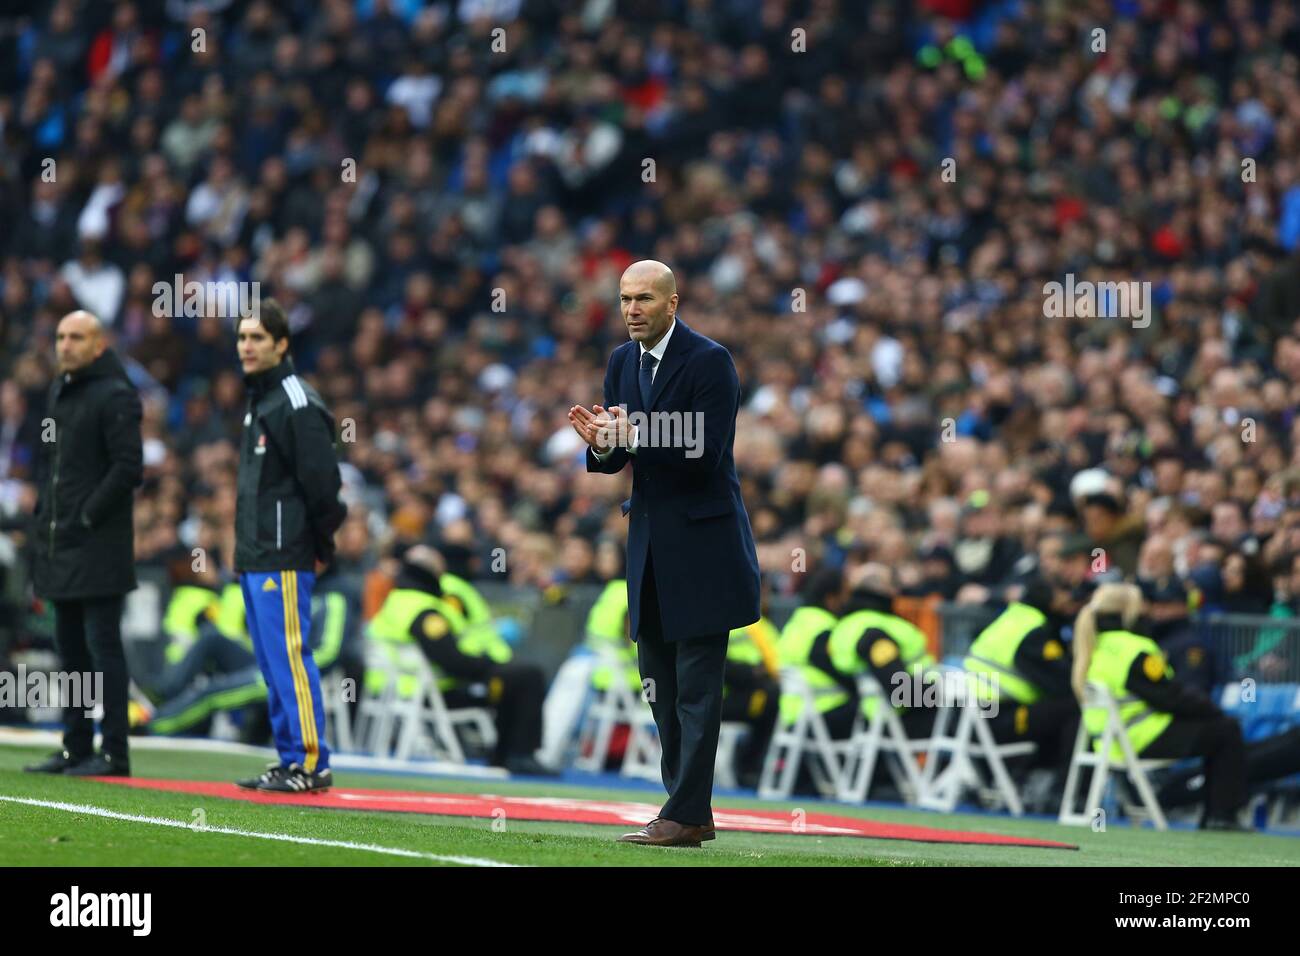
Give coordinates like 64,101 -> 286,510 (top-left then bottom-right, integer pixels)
240,570 -> 329,772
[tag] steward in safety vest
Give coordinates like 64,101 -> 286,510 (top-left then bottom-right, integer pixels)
1072,583 -> 1250,830
144,567 -> 265,737
962,578 -> 1080,803
823,564 -> 935,735
965,594 -> 1071,705
777,567 -> 849,728
439,571 -> 497,643
366,546 -> 557,776
721,614 -> 780,788
584,578 -> 641,693
161,582 -> 220,663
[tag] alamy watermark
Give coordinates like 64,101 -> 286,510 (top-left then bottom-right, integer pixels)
50,886 -> 151,936
0,665 -> 102,716
597,410 -> 706,458
152,275 -> 260,319
889,670 -> 1001,717
1043,273 -> 1151,328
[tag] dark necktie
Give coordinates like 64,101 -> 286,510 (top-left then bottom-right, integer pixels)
639,351 -> 657,408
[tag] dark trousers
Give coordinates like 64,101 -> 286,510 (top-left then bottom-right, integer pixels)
444,662 -> 546,765
720,676 -> 780,778
53,596 -> 129,764
1143,714 -> 1248,820
635,547 -> 728,825
1155,725 -> 1300,817
988,696 -> 1080,780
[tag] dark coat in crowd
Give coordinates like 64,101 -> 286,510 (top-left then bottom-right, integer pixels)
31,349 -> 144,600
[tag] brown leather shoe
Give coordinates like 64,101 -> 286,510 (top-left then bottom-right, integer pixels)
617,817 -> 716,847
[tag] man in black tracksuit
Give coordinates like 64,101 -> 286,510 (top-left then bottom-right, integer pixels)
231,300 -> 347,793
26,311 -> 143,777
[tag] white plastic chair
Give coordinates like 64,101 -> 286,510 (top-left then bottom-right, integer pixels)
757,667 -> 857,800
915,667 -> 1037,814
714,722 -> 748,790
1058,680 -> 1174,830
834,674 -> 930,804
356,642 -> 496,764
571,647 -> 665,779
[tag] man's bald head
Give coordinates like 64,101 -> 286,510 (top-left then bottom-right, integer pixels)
55,310 -> 107,373
622,259 -> 676,297
619,259 -> 678,348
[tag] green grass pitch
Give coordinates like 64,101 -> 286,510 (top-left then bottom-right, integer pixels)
1,745 -> 1297,866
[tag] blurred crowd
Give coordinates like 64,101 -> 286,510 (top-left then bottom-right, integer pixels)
3,0 -> 1300,641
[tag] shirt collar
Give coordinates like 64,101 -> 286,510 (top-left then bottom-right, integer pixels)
640,317 -> 676,363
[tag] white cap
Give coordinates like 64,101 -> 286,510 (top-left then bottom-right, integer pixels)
1069,467 -> 1110,501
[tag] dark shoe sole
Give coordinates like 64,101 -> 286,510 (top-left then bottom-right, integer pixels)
255,776 -> 332,794
617,835 -> 708,847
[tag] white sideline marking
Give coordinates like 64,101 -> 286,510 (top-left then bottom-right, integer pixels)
0,795 -> 517,867
0,728 -> 508,779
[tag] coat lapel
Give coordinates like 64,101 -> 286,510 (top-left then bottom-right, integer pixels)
647,319 -> 692,411
623,344 -> 643,415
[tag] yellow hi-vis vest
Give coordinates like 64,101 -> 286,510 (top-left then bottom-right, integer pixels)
439,572 -> 494,631
1085,629 -> 1174,759
584,579 -> 639,692
312,590 -> 347,671
777,606 -> 845,725
162,585 -> 220,664
727,617 -> 780,674
964,602 -> 1048,705
828,609 -> 934,720
365,588 -> 509,697
726,616 -> 780,718
215,582 -> 252,650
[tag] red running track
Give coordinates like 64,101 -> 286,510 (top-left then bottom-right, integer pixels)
94,777 -> 1077,849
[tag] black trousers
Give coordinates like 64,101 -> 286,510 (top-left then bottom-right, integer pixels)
636,547 -> 728,826
987,696 -> 1080,780
1155,725 -> 1300,816
719,676 -> 780,777
444,662 -> 546,765
53,596 -> 129,764
1143,714 -> 1248,820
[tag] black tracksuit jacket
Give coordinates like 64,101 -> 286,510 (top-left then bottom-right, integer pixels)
234,358 -> 346,573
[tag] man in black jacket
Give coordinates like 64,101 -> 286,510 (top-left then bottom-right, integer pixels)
230,299 -> 347,793
26,311 -> 143,777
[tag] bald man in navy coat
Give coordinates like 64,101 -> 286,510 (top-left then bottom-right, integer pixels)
569,260 -> 761,847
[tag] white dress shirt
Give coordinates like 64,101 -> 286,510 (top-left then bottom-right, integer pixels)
593,318 -> 675,459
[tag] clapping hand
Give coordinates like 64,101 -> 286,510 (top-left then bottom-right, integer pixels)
569,403 -> 630,453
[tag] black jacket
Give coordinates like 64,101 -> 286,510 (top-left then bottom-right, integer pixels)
234,358 -> 346,573
32,349 -> 143,599
1125,654 -> 1222,720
